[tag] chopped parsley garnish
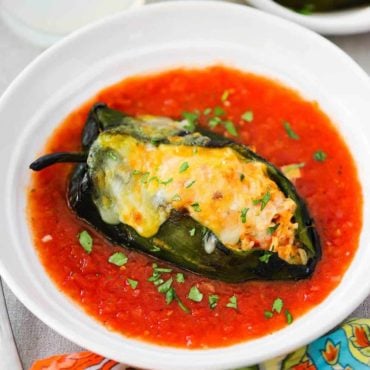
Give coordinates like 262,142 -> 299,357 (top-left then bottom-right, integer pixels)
209,116 -> 222,128
78,230 -> 93,254
313,150 -> 327,162
179,161 -> 189,173
132,169 -> 143,175
226,295 -> 238,310
267,223 -> 280,235
241,110 -> 254,123
166,287 -> 175,304
259,252 -> 273,263
153,278 -> 164,286
189,228 -> 196,237
108,151 -> 118,160
253,190 -> 271,211
285,309 -> 294,324
191,202 -> 201,212
150,245 -> 161,252
172,193 -> 181,201
214,106 -> 226,116
140,172 -> 150,184
188,286 -> 203,302
108,252 -> 128,267
240,173 -> 245,182
176,273 -> 185,283
224,120 -> 238,136
176,296 -> 190,314
221,90 -> 230,102
283,121 -> 300,140
182,112 -> 199,132
272,297 -> 284,314
158,278 -> 173,293
127,278 -> 138,289
240,207 -> 249,224
264,310 -> 273,319
203,107 -> 212,115
209,294 -> 219,309
160,177 -> 173,185
154,267 -> 173,273
282,162 -> 305,173
185,180 -> 196,188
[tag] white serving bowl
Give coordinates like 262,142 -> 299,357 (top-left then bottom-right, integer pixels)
247,0 -> 370,35
1,2 -> 370,369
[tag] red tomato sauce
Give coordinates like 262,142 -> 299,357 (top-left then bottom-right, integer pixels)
28,66 -> 362,348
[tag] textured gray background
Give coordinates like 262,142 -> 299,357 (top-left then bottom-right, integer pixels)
1,0 -> 370,369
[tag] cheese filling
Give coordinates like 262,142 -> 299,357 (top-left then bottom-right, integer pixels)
88,132 -> 306,265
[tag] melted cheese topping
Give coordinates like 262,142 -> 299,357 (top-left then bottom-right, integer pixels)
89,133 -> 306,264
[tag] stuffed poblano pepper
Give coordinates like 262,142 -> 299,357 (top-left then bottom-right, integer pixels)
274,0 -> 370,12
30,103 -> 321,283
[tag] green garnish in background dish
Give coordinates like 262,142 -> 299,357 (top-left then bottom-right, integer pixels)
226,295 -> 238,309
264,310 -> 273,319
78,230 -> 93,254
188,286 -> 203,302
313,150 -> 327,162
285,309 -> 294,324
176,273 -> 185,283
284,121 -> 300,140
221,90 -> 230,102
242,110 -> 254,123
166,287 -> 175,304
272,297 -> 284,314
224,120 -> 238,136
209,116 -> 222,128
127,278 -> 138,289
214,106 -> 226,116
209,294 -> 219,309
203,108 -> 212,115
108,252 -> 128,266
182,112 -> 198,132
158,278 -> 173,293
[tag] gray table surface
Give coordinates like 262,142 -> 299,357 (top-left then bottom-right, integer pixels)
1,1 -> 370,369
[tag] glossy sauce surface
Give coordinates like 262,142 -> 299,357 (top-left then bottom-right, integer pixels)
28,66 -> 362,348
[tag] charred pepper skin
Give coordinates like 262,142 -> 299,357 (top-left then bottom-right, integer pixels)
30,103 -> 321,283
274,0 -> 370,12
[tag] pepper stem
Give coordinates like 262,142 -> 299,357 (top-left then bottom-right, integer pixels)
29,152 -> 87,171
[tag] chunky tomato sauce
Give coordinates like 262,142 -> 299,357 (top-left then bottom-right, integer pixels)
28,66 -> 362,348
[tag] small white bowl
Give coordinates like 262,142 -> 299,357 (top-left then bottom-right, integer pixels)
1,1 -> 370,369
247,0 -> 370,35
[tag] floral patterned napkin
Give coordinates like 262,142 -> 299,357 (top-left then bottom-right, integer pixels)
30,318 -> 370,370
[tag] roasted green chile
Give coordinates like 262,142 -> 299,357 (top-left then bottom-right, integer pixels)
30,104 -> 321,283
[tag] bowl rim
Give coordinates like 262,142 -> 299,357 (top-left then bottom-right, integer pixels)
1,1 -> 370,369
246,0 -> 370,35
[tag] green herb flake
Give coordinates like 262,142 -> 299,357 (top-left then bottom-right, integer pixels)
160,177 -> 173,185
221,90 -> 230,102
283,121 -> 300,140
172,193 -> 181,201
253,190 -> 271,211
240,173 -> 245,182
140,172 -> 150,184
214,106 -> 226,116
285,309 -> 294,324
127,278 -> 138,289
188,286 -> 203,302
267,223 -> 280,235
78,230 -> 93,254
264,310 -> 273,319
272,297 -> 284,314
176,296 -> 191,314
313,150 -> 327,162
108,252 -> 128,267
185,180 -> 196,188
209,116 -> 222,128
242,110 -> 254,123
226,295 -> 238,310
176,273 -> 185,283
240,207 -> 249,224
282,162 -> 305,173
259,252 -> 273,264
154,267 -> 173,274
153,278 -> 164,286
179,161 -> 189,173
191,202 -> 201,212
182,112 -> 199,132
150,245 -> 161,252
165,287 -> 175,304
158,278 -> 173,294
208,294 -> 219,309
132,169 -> 143,175
224,120 -> 238,136
189,228 -> 196,237
203,107 -> 212,115
108,151 -> 118,160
